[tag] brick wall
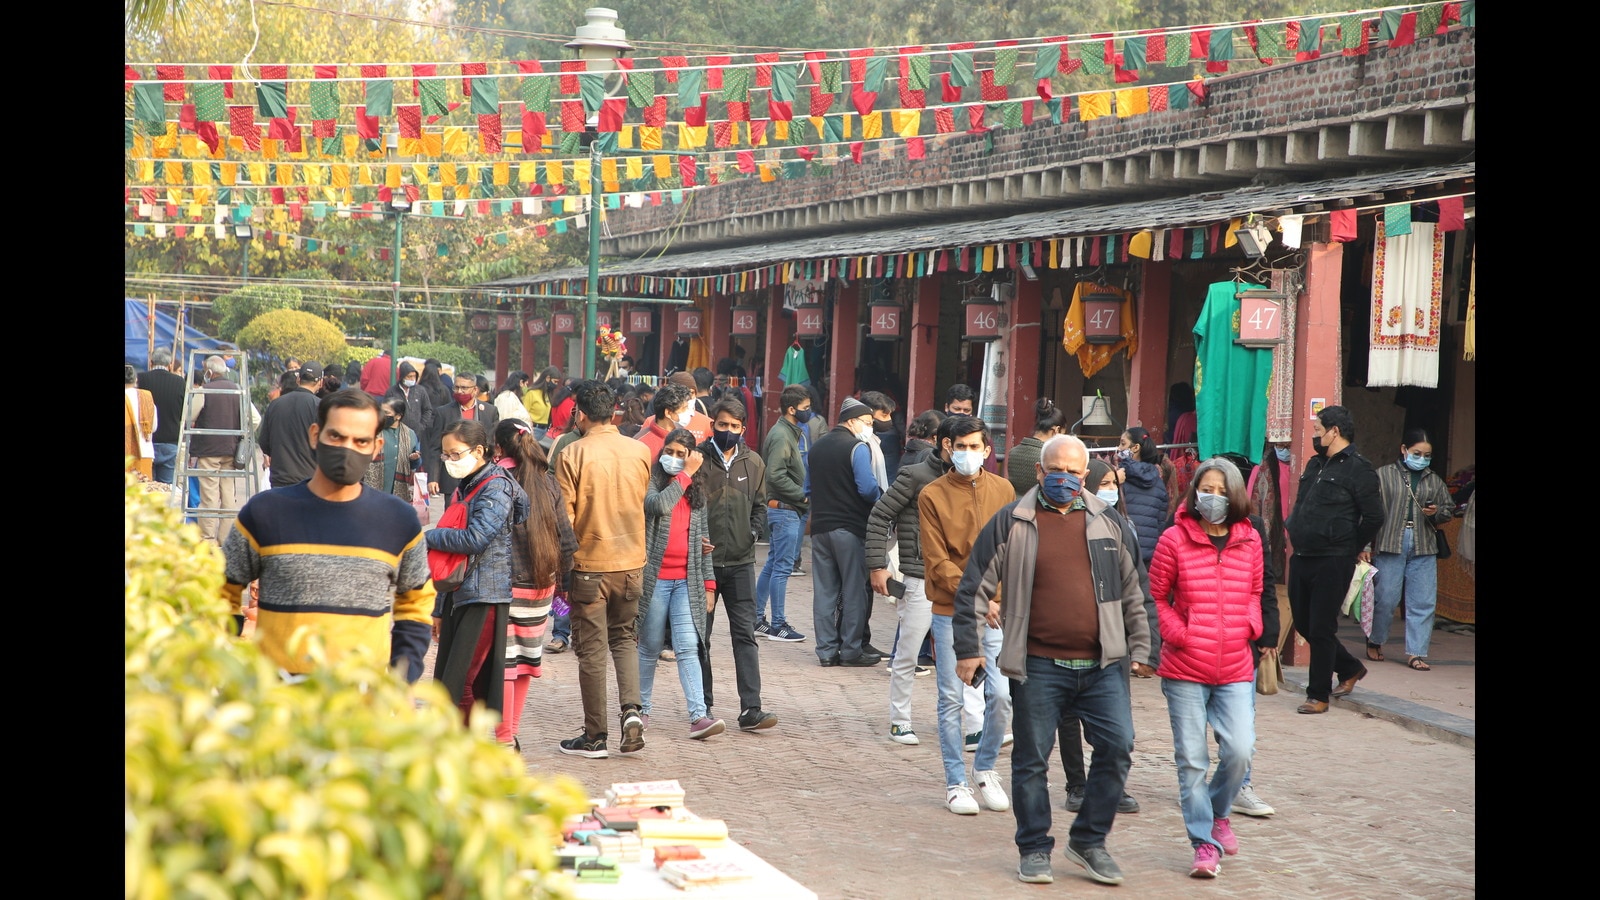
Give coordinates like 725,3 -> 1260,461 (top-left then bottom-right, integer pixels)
604,29 -> 1475,240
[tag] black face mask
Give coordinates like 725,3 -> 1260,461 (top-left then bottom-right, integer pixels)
792,409 -> 813,424
316,441 -> 374,486
379,415 -> 396,431
712,428 -> 743,451
873,418 -> 895,433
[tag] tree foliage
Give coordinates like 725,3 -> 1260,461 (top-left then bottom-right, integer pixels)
212,283 -> 304,342
236,309 -> 348,366
124,476 -> 583,900
398,341 -> 487,375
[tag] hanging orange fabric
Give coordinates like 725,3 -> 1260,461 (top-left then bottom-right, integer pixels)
1062,281 -> 1138,377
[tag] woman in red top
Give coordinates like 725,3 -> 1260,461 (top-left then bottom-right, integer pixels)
1147,457 -> 1263,879
637,428 -> 723,740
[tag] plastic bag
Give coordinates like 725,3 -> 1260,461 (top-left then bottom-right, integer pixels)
1343,561 -> 1374,621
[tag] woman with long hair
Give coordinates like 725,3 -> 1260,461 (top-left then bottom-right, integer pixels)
491,419 -> 576,750
619,393 -> 648,438
494,371 -> 533,424
1368,428 -> 1455,671
1005,398 -> 1069,497
899,410 -> 946,470
1247,440 -> 1292,585
522,367 -> 563,436
637,427 -> 724,740
424,420 -> 529,730
1149,457 -> 1263,879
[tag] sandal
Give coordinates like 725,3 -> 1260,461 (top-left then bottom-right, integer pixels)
1366,642 -> 1384,662
1407,656 -> 1431,671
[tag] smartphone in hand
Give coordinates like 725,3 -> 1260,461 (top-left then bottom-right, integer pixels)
886,577 -> 907,599
968,664 -> 987,689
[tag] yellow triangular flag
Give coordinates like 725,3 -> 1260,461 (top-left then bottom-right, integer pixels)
1080,92 -> 1112,121
759,163 -> 776,182
386,164 -> 402,188
439,163 -> 457,186
679,124 -> 708,148
192,163 -> 212,186
1115,87 -> 1150,118
179,135 -> 201,158
861,112 -> 882,140
248,162 -> 268,185
493,162 -> 509,185
330,165 -> 349,188
343,134 -> 361,157
427,182 -> 444,201
640,126 -> 663,151
219,163 -> 238,186
518,161 -> 537,183
545,160 -> 565,186
442,127 -> 469,156
422,132 -> 444,158
1128,230 -> 1153,258
619,125 -> 635,149
1224,218 -> 1242,248
891,110 -> 922,138
774,121 -> 790,141
573,159 -> 592,193
260,139 -> 279,160
601,158 -> 618,183
653,155 -> 672,178
625,156 -> 643,180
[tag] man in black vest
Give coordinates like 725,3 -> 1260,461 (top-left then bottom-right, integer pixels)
187,355 -> 243,546
138,348 -> 188,484
809,397 -> 883,667
257,365 -> 324,488
428,371 -> 500,506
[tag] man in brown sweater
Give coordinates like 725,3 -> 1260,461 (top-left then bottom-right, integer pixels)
953,434 -> 1152,887
918,416 -> 1018,817
555,380 -> 653,759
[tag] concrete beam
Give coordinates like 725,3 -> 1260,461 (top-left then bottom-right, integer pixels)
1196,144 -> 1231,177
1461,106 -> 1474,142
1147,149 -> 1177,185
1423,108 -> 1469,148
1318,126 -> 1353,162
1348,120 -> 1388,158
1225,139 -> 1260,175
1174,147 -> 1204,180
1077,163 -> 1102,192
1123,156 -> 1149,189
1384,115 -> 1429,154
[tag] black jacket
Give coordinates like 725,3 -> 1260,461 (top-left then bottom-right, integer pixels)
1286,445 -> 1385,558
873,421 -> 904,484
864,454 -> 952,579
384,382 -> 435,473
189,377 -> 242,459
429,399 -> 500,500
256,387 -> 320,487
808,425 -> 877,539
138,368 -> 188,443
697,436 -> 767,568
900,438 -> 937,470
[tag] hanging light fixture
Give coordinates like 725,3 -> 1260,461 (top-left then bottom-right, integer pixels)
1236,215 -> 1274,259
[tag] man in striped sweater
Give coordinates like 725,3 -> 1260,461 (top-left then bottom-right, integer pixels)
222,389 -> 436,682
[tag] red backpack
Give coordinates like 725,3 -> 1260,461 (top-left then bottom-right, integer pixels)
426,473 -> 497,592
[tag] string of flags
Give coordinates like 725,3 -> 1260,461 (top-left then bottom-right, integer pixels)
125,3 -> 1474,181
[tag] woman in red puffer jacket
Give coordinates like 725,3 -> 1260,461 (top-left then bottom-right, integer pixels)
1147,456 -> 1263,880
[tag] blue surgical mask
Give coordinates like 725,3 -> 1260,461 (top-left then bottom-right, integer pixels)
1275,447 -> 1292,463
660,455 -> 685,475
1096,488 -> 1120,506
1041,472 -> 1081,506
951,450 -> 984,477
1403,453 -> 1430,472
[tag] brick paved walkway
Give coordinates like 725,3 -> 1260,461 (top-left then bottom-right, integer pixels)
435,541 -> 1474,900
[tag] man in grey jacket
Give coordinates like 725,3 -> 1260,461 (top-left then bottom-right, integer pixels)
953,435 -> 1151,888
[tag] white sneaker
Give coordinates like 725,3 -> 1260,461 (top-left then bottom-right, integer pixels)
889,724 -> 919,745
945,784 -> 980,815
974,769 -> 1011,811
1232,784 -> 1276,817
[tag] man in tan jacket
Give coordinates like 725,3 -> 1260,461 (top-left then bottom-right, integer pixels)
918,416 -> 1017,817
556,380 -> 653,759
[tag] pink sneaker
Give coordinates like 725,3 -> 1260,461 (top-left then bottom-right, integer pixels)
1211,817 -> 1239,856
1189,843 -> 1221,878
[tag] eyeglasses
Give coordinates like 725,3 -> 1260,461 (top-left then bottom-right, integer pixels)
1407,452 -> 1433,460
440,448 -> 478,462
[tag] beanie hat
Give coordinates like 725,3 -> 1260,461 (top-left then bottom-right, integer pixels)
839,397 -> 872,421
668,371 -> 697,390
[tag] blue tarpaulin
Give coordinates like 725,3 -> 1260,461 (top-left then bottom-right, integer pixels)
124,298 -> 233,369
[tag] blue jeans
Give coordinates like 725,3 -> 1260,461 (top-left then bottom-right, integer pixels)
636,579 -> 708,721
1371,526 -> 1439,658
1010,656 -> 1134,855
1162,679 -> 1255,849
928,613 -> 1006,787
755,507 -> 801,627
152,443 -> 178,485
551,612 -> 571,644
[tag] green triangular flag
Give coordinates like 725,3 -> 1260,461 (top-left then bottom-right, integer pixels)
310,80 -> 340,120
437,243 -> 450,257
785,117 -> 812,144
431,201 -> 444,216
864,56 -> 890,93
770,64 -> 799,102
1416,5 -> 1442,37
722,64 -> 751,102
594,131 -> 618,154
1209,27 -> 1236,62
1256,24 -> 1287,62
1121,38 -> 1146,73
949,52 -> 974,87
521,74 -> 551,113
1297,19 -> 1323,53
133,83 -> 167,127
321,137 -> 339,155
999,101 -> 1023,129
494,232 -> 509,246
470,77 -> 498,115
1080,44 -> 1108,76
312,202 -> 326,218
994,47 -> 1018,83
125,119 -> 135,149
134,223 -> 146,237
418,77 -> 448,117
1383,203 -> 1413,237
783,160 -> 807,179
1166,32 -> 1192,67
1048,98 -> 1063,124
1339,15 -> 1365,50
579,73 -> 605,114
364,79 -> 393,116
627,70 -> 656,108
192,81 -> 226,122
554,219 -> 569,234
820,60 -> 842,93
823,115 -> 844,143
1032,44 -> 1060,82
606,194 -> 621,209
909,55 -> 932,91
559,131 -> 582,154
1169,83 -> 1191,110
1379,10 -> 1402,42
1460,2 -> 1475,27
676,67 -> 704,109
256,81 -> 287,119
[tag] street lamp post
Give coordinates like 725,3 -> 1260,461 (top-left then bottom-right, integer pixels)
388,194 -> 410,385
566,7 -> 633,380
233,220 -> 253,283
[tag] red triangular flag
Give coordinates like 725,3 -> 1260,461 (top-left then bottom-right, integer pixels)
851,88 -> 877,117
644,96 -> 668,128
479,113 -> 503,151
1036,79 -> 1053,102
560,100 -> 586,132
736,151 -> 755,173
934,107 -> 955,133
268,107 -> 298,140
514,60 -> 542,74
803,52 -> 824,84
940,72 -> 962,103
1391,12 -> 1417,47
412,64 -> 435,97
396,105 -> 422,138
848,49 -> 871,85
1330,209 -> 1358,242
360,64 -> 387,78
769,100 -> 792,121
796,147 -> 816,161
809,86 -> 834,117
597,98 -> 626,132
314,65 -> 338,79
726,101 -> 750,122
966,104 -> 987,133
460,61 -> 485,94
683,102 -> 708,127
679,155 -> 698,187
196,121 -> 221,154
178,103 -> 197,133
1143,29 -> 1167,63
126,64 -> 140,92
259,64 -> 288,80
559,60 -> 585,94
1437,197 -> 1465,232
706,56 -> 730,90
713,120 -> 734,147
906,136 -> 925,159
207,65 -> 234,98
157,64 -> 185,101
661,56 -> 686,83
755,53 -> 779,87
850,142 -> 864,164
355,106 -> 379,139
749,119 -> 768,144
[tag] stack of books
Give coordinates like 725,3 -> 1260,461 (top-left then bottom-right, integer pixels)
605,779 -> 687,809
636,818 -> 729,849
659,859 -> 754,890
590,831 -> 642,863
593,805 -> 675,832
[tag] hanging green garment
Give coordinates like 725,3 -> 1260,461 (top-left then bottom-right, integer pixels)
1193,282 -> 1272,463
779,344 -> 811,386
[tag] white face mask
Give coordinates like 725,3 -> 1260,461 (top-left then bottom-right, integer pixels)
660,455 -> 685,475
444,453 -> 478,479
403,378 -> 417,388
676,408 -> 693,428
951,449 -> 984,476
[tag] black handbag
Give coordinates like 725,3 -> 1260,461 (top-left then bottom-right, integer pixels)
1432,522 -> 1452,560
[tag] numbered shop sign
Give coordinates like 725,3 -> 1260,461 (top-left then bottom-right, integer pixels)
676,308 -> 704,337
526,317 -> 550,337
1082,293 -> 1125,344
470,313 -> 494,332
596,311 -> 614,330
868,305 -> 902,340
731,306 -> 760,336
628,309 -> 653,334
496,312 -> 517,331
795,306 -> 826,337
553,310 -> 578,334
1236,291 -> 1287,348
964,301 -> 1001,341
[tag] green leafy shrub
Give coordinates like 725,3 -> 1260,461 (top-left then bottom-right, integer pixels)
125,477 -> 583,900
397,342 -> 487,376
236,310 -> 348,370
337,346 -> 382,369
212,284 -> 305,342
